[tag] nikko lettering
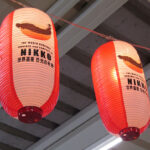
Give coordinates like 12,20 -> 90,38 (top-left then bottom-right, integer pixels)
20,48 -> 51,60
127,78 -> 146,89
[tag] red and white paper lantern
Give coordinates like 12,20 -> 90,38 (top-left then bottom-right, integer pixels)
91,41 -> 150,141
0,8 -> 59,123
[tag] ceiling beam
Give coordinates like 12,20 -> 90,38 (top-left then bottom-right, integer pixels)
60,73 -> 95,100
124,0 -> 150,26
0,122 -> 39,142
37,119 -> 59,130
55,0 -> 127,57
46,113 -> 107,150
66,47 -> 92,68
0,142 -> 21,150
85,135 -> 121,150
26,102 -> 100,150
47,0 -> 80,23
57,0 -> 128,58
132,139 -> 150,150
56,101 -> 80,116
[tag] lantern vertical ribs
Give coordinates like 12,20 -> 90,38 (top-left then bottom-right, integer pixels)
91,41 -> 150,141
0,8 -> 59,123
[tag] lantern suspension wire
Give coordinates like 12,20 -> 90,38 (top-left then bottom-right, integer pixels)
49,13 -> 118,42
46,15 -> 150,51
9,0 -> 150,51
10,0 -> 28,8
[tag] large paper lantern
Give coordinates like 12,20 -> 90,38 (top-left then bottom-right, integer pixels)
0,8 -> 59,123
91,41 -> 150,141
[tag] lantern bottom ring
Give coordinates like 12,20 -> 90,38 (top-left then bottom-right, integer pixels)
119,127 -> 140,141
18,106 -> 43,123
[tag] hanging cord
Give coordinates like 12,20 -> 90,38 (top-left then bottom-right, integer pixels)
49,14 -> 118,41
48,14 -> 150,51
9,0 -> 150,51
10,0 -> 28,8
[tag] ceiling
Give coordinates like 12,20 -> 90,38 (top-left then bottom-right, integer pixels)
0,0 -> 150,150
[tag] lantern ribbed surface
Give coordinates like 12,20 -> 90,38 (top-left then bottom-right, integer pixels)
91,41 -> 150,140
0,8 -> 59,123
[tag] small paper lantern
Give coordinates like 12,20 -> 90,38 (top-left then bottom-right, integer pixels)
91,41 -> 150,141
0,8 -> 59,123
